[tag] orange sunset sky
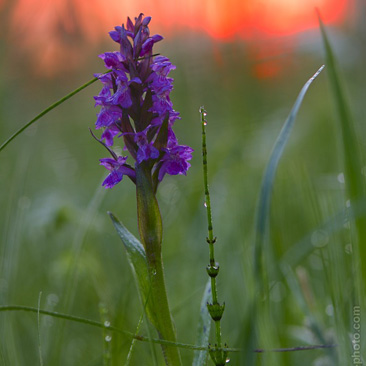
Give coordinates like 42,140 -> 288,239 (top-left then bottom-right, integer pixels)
1,0 -> 355,76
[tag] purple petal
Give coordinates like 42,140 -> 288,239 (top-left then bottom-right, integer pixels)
109,26 -> 122,43
99,52 -> 126,69
101,124 -> 120,146
151,34 -> 163,43
95,106 -> 122,128
102,169 -> 123,188
158,145 -> 193,181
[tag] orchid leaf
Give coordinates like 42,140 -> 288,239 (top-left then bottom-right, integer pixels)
108,212 -> 158,328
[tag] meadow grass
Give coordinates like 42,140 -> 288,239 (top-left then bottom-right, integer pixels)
0,20 -> 365,365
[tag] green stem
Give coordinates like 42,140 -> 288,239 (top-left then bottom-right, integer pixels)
200,107 -> 228,365
135,163 -> 182,366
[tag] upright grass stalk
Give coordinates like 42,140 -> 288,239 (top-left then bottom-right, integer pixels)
318,12 -> 366,364
318,11 -> 365,302
200,107 -> 229,366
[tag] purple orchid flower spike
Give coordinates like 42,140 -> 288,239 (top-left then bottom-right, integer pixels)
93,13 -> 193,190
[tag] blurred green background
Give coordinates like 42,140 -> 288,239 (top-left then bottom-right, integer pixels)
0,1 -> 365,365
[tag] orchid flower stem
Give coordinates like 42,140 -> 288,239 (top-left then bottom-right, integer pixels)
200,107 -> 228,365
135,163 -> 182,366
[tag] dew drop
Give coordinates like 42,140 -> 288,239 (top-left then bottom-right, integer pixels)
47,294 -> 59,306
104,321 -> 111,328
105,335 -> 112,342
203,112 -> 207,116
326,304 -> 334,316
225,357 -> 230,363
311,230 -> 329,248
150,269 -> 157,276
203,121 -> 207,126
345,243 -> 352,254
204,202 -> 207,208
337,173 -> 345,184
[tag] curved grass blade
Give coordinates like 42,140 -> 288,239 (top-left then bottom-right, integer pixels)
254,65 -> 324,281
0,76 -> 100,153
251,66 -> 324,364
192,279 -> 212,366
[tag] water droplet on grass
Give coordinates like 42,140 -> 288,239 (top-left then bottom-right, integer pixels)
311,230 -> 329,248
326,304 -> 334,316
204,202 -> 207,207
345,243 -> 352,254
104,321 -> 110,328
105,335 -> 112,342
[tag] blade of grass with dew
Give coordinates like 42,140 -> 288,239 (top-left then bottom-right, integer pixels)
318,14 -> 366,364
192,279 -> 212,366
0,304 -> 331,357
252,65 -> 324,364
0,305 -> 228,353
318,11 -> 365,305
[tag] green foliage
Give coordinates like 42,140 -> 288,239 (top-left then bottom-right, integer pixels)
0,18 -> 365,365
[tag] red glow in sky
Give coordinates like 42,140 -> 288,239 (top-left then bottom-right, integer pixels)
5,0 -> 353,76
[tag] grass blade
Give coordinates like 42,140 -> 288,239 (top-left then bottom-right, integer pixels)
251,66 -> 324,364
318,10 -> 366,295
0,76 -> 100,153
192,279 -> 212,366
318,13 -> 366,364
254,65 -> 324,282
